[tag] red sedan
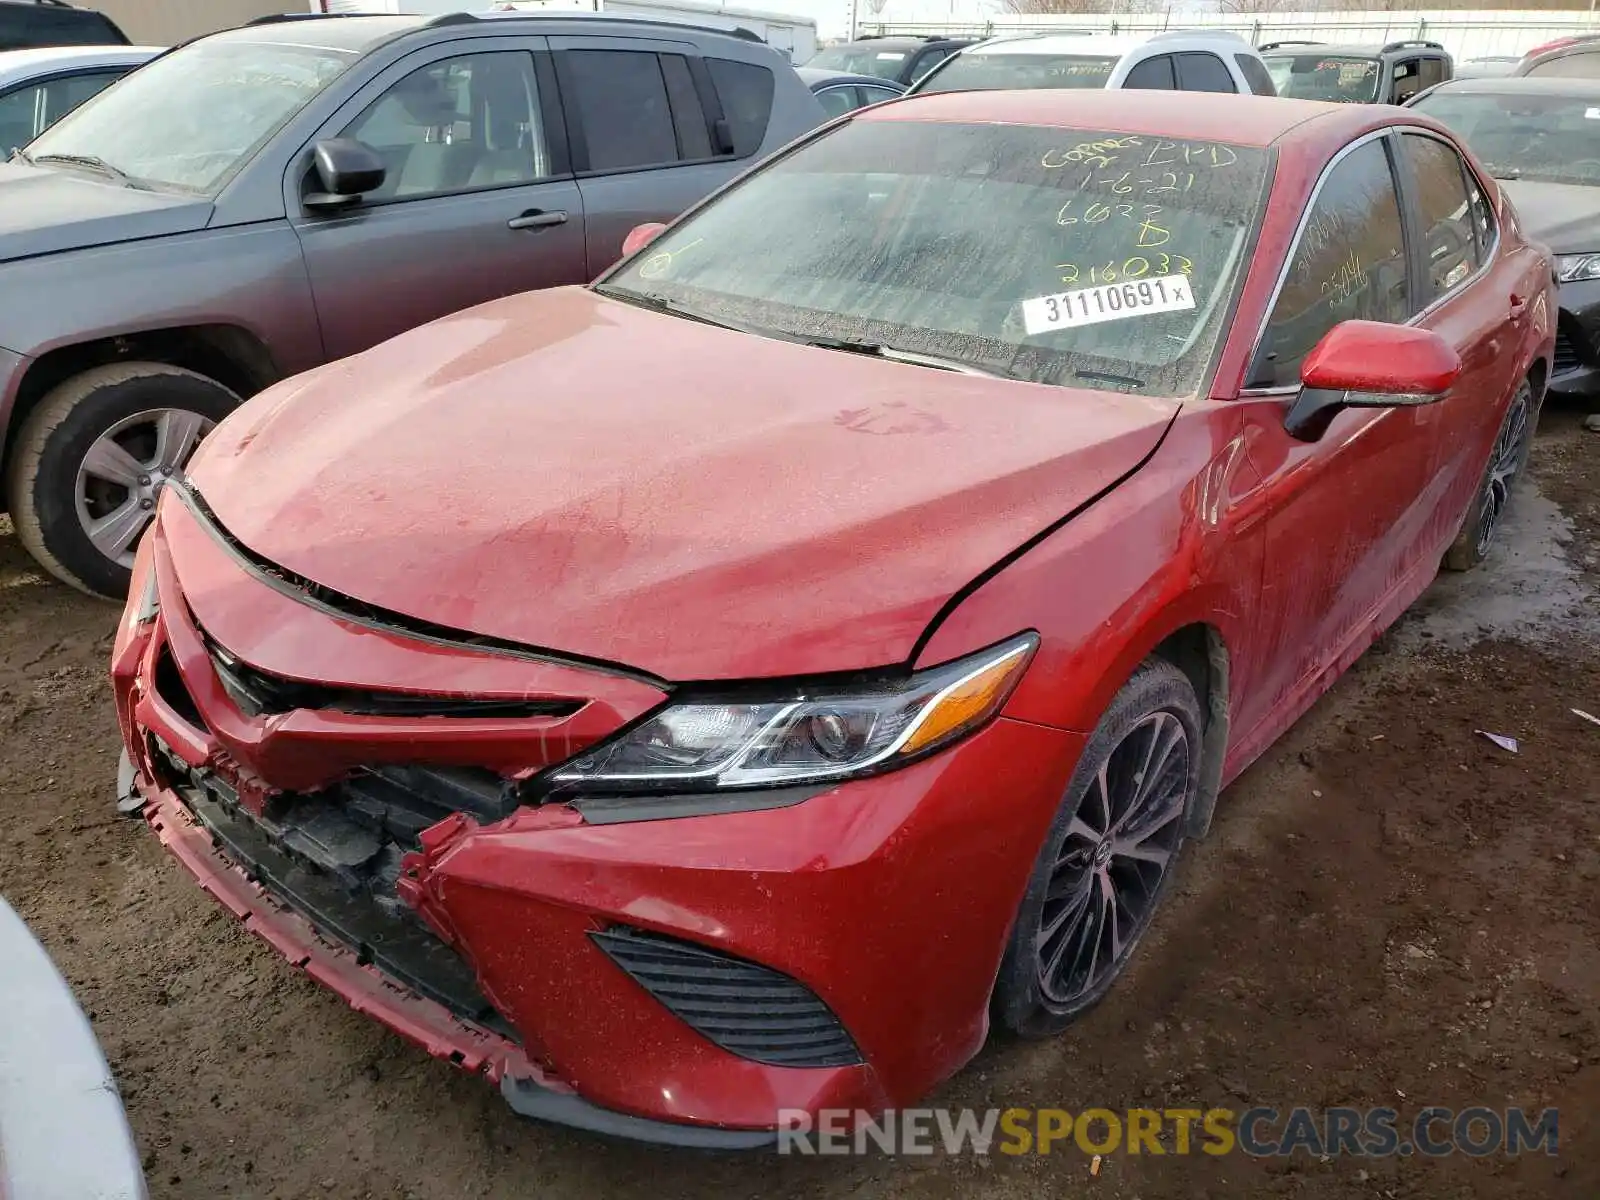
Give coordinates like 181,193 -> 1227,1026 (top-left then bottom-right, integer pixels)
111,90 -> 1552,1145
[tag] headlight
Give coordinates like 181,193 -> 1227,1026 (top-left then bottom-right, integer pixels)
1556,253 -> 1600,283
546,633 -> 1038,795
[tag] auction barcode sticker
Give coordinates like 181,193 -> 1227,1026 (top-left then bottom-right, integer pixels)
1022,274 -> 1196,336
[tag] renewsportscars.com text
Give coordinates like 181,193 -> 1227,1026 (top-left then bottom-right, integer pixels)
776,1106 -> 1559,1157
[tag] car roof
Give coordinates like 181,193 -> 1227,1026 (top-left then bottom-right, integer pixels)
1421,75 -> 1600,99
1260,41 -> 1447,58
204,14 -> 427,54
845,36 -> 965,50
796,66 -> 905,90
862,87 -> 1391,148
0,44 -> 160,84
965,30 -> 1250,59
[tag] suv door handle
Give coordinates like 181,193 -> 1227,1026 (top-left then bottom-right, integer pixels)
508,209 -> 568,231
1509,293 -> 1529,320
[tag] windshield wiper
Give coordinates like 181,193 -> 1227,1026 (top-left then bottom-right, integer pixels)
30,153 -> 147,189
801,335 -> 1005,378
1073,367 -> 1147,390
595,286 -> 770,336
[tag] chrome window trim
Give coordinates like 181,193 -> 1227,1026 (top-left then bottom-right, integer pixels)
1240,123 -> 1501,396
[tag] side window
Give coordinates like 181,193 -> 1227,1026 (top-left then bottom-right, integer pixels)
815,84 -> 856,118
566,50 -> 677,172
1401,134 -> 1480,300
1465,164 -> 1496,259
0,83 -> 43,153
1251,139 -> 1409,388
910,48 -> 951,83
1235,53 -> 1278,96
40,71 -> 123,128
707,58 -> 775,159
1176,52 -> 1237,93
342,52 -> 549,201
1123,54 -> 1175,90
1417,57 -> 1445,89
1526,52 -> 1600,79
1390,58 -> 1422,103
659,53 -> 711,160
860,85 -> 902,105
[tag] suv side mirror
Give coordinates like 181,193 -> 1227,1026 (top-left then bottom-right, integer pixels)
622,222 -> 668,258
1285,320 -> 1460,441
305,138 -> 386,211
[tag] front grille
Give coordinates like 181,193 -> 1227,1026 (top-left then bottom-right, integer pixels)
592,927 -> 862,1069
205,639 -> 582,720
150,737 -> 517,1036
1554,326 -> 1581,374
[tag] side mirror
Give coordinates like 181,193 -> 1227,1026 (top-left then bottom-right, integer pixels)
621,222 -> 668,258
305,138 -> 386,211
1284,320 -> 1461,442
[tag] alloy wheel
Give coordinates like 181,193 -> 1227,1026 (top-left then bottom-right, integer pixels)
74,408 -> 214,568
1474,389 -> 1531,559
1035,710 -> 1190,1007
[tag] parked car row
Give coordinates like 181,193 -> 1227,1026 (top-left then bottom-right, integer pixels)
100,12 -> 1555,1155
0,0 -> 1578,1158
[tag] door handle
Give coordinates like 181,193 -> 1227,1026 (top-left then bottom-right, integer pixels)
1509,293 -> 1529,320
508,209 -> 568,231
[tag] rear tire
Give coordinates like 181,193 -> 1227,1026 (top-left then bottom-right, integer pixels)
5,363 -> 238,598
1443,376 -> 1538,573
993,659 -> 1202,1039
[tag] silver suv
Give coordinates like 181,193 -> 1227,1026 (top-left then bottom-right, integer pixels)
0,12 -> 824,596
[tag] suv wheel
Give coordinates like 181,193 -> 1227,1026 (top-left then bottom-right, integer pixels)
5,363 -> 239,598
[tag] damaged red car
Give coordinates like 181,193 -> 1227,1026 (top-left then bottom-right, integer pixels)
112,90 -> 1552,1145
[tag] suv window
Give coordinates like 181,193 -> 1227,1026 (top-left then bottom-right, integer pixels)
1177,52 -> 1236,93
707,58 -> 774,159
344,52 -> 549,201
1417,57 -> 1446,89
1390,58 -> 1423,103
1234,53 -> 1277,96
909,47 -> 951,82
1252,139 -> 1409,387
0,69 -> 123,151
566,49 -> 678,171
1123,54 -> 1175,90
1401,133 -> 1480,300
1,5 -> 125,49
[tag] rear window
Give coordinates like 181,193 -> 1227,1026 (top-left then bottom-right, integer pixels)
1265,54 -> 1381,102
600,120 -> 1271,397
1235,53 -> 1278,95
707,58 -> 774,159
1525,51 -> 1600,79
915,52 -> 1116,94
805,44 -> 908,81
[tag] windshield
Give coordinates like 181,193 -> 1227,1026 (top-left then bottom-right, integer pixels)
1265,54 -> 1381,102
1412,90 -> 1600,185
598,121 -> 1270,397
26,39 -> 355,194
806,44 -> 911,81
914,52 -> 1116,94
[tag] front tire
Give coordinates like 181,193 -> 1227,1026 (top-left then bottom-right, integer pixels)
993,659 -> 1202,1039
4,363 -> 238,598
1443,376 -> 1538,573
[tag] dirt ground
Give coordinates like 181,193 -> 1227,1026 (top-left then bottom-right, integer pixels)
1,411 -> 1596,1200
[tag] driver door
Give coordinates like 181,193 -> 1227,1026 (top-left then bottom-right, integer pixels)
1231,134 -> 1449,738
289,39 -> 587,362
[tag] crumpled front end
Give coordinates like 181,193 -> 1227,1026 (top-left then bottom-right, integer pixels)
112,491 -> 1084,1142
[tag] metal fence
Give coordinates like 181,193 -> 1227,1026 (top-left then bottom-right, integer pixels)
853,9 -> 1600,60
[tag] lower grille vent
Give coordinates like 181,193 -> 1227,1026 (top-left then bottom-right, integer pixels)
591,927 -> 862,1069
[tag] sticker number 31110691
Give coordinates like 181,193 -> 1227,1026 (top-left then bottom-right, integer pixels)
1022,274 -> 1195,336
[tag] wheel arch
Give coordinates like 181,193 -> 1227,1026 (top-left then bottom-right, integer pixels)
1,325 -> 280,489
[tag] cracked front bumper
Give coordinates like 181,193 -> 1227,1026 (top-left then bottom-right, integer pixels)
112,502 -> 1085,1140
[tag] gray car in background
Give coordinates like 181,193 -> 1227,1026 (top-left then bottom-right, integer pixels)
0,12 -> 824,597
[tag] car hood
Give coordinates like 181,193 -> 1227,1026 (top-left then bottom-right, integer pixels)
0,163 -> 212,264
188,287 -> 1175,682
1497,178 -> 1600,255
